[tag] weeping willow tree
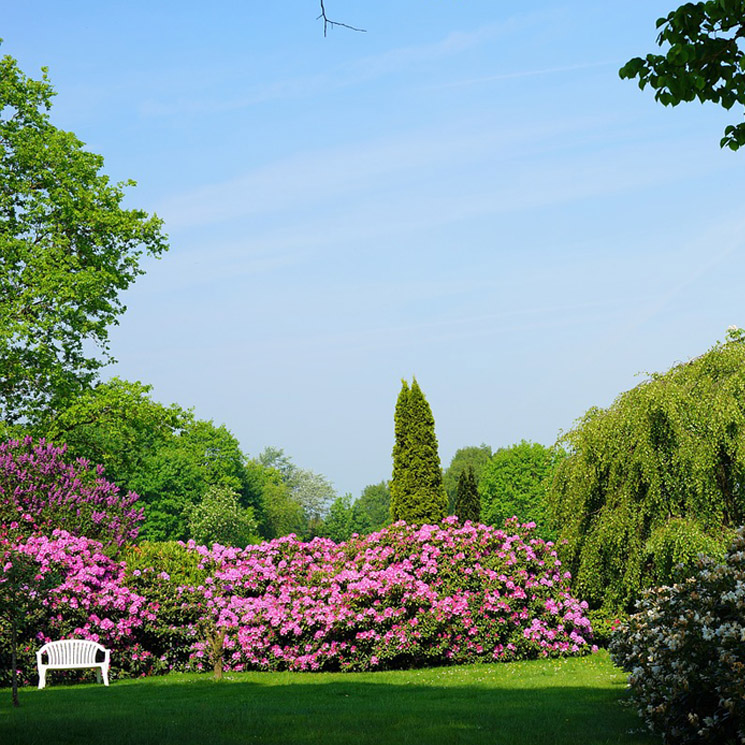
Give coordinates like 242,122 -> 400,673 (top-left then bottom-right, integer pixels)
548,328 -> 745,613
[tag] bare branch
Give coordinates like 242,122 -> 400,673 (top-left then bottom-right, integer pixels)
317,0 -> 366,37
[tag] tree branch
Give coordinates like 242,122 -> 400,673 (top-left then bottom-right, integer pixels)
317,0 -> 366,37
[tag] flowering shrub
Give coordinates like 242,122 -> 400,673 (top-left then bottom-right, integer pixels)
1,518 -> 595,686
0,530 -> 158,685
183,518 -> 595,672
610,527 -> 745,744
0,437 -> 143,550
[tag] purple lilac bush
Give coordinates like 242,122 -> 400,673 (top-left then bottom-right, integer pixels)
0,437 -> 143,550
183,517 -> 596,672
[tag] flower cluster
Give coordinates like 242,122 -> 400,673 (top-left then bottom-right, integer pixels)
610,526 -> 745,744
1,518 -> 596,685
183,518 -> 595,672
0,530 -> 158,685
0,437 -> 143,549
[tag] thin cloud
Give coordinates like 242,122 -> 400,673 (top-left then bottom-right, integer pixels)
433,60 -> 617,90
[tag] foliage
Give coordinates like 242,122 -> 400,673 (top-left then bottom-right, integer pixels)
0,530 -> 160,687
1,523 -> 596,687
289,468 -> 336,529
479,441 -> 560,539
443,444 -> 492,511
251,448 -> 337,539
454,467 -> 480,523
43,377 -> 184,490
610,527 -> 745,744
37,378 -> 260,542
0,52 -> 167,425
620,1 -> 745,150
0,525 -> 60,706
187,486 -> 259,548
548,331 -> 745,613
321,484 -> 392,543
321,494 -> 357,543
260,481 -> 307,539
0,436 -> 142,550
355,481 -> 391,532
585,610 -> 627,650
182,518 -> 594,673
390,379 -> 448,525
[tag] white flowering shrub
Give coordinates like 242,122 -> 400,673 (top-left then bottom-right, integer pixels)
610,527 -> 745,745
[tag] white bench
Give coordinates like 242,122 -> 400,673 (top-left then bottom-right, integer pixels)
37,640 -> 110,689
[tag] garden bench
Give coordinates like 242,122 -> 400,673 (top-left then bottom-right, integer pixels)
37,639 -> 110,689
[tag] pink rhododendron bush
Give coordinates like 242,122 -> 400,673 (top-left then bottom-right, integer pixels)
0,529 -> 159,686
182,517 -> 595,672
1,516 -> 595,686
610,527 -> 745,745
0,437 -> 143,549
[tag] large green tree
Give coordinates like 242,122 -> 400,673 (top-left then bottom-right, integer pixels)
0,52 -> 168,425
620,1 -> 745,150
389,378 -> 448,524
479,440 -> 561,538
548,329 -> 745,613
41,378 -> 259,541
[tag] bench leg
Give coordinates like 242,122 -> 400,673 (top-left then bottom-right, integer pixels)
38,669 -> 46,690
101,665 -> 109,686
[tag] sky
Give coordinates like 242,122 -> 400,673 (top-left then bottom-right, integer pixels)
4,1 -> 744,498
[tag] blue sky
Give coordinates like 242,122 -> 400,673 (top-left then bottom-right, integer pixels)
4,1 -> 744,497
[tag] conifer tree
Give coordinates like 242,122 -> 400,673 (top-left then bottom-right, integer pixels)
389,378 -> 448,524
454,466 -> 480,523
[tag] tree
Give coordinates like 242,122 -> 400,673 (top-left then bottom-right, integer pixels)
355,481 -> 391,533
443,444 -> 492,512
389,378 -> 448,524
321,493 -> 355,543
454,466 -> 480,523
187,485 -> 259,548
42,378 -> 184,492
290,468 -> 336,534
620,2 -> 745,150
479,440 -> 561,538
0,52 -> 168,426
39,379 -> 259,542
547,329 -> 745,613
260,481 -> 306,539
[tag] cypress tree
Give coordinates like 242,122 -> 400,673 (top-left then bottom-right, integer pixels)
390,378 -> 448,524
454,466 -> 480,523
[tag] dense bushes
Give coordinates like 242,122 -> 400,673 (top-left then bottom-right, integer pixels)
1,519 -> 595,685
183,518 -> 595,673
610,527 -> 745,744
0,530 -> 158,686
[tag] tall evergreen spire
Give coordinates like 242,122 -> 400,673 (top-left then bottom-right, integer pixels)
390,378 -> 448,524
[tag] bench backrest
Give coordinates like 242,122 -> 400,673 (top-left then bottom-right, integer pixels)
39,640 -> 106,665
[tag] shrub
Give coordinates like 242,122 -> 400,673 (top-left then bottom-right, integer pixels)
610,527 -> 745,744
184,517 -> 595,672
0,530 -> 158,686
0,437 -> 143,550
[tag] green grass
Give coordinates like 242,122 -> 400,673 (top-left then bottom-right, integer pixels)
0,651 -> 656,745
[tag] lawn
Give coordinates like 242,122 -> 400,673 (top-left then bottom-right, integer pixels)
0,651 -> 656,745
